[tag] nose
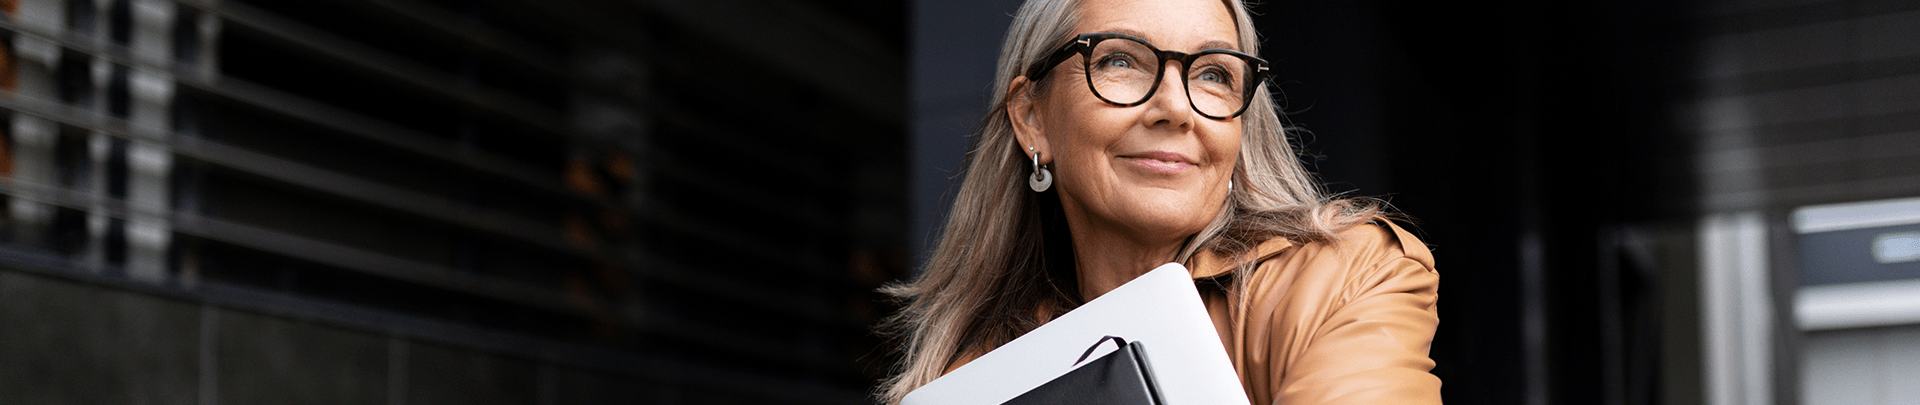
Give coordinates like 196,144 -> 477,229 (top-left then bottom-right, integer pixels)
1139,59 -> 1195,129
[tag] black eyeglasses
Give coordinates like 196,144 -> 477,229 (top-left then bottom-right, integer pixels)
1025,32 -> 1269,120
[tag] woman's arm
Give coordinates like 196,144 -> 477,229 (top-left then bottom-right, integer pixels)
1232,222 -> 1441,405
1272,253 -> 1441,405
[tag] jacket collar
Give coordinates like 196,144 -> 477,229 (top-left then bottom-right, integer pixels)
1187,237 -> 1295,280
1185,219 -> 1432,280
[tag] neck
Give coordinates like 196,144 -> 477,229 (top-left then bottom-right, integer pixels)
1068,222 -> 1187,302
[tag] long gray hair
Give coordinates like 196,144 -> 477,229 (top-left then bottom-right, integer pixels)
876,0 -> 1379,402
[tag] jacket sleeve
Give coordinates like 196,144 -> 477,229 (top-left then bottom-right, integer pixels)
1268,244 -> 1442,404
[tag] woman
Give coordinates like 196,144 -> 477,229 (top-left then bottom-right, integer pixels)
880,0 -> 1441,403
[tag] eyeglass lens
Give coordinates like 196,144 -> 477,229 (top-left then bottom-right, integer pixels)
1087,38 -> 1250,118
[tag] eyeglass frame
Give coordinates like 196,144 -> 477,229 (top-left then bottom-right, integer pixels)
1022,32 -> 1271,120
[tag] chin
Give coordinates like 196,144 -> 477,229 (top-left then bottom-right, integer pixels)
1117,197 -> 1216,237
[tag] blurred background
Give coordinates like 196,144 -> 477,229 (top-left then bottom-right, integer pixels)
0,0 -> 1915,404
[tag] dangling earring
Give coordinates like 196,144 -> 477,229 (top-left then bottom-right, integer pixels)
1029,147 -> 1053,192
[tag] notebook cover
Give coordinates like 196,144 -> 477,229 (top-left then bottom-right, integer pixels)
1000,341 -> 1164,405
903,263 -> 1248,405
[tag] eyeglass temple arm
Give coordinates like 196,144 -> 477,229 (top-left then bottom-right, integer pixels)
1023,38 -> 1092,82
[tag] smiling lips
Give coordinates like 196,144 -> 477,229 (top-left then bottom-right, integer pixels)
1119,151 -> 1198,174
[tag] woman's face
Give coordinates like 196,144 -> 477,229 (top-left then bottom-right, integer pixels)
1015,0 -> 1242,247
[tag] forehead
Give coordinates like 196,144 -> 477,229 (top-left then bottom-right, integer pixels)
1073,0 -> 1240,51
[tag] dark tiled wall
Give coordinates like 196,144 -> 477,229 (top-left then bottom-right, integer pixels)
0,271 -> 199,404
0,271 -> 710,405
406,343 -> 536,405
215,311 -> 388,405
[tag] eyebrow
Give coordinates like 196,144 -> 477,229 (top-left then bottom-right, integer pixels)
1103,28 -> 1240,52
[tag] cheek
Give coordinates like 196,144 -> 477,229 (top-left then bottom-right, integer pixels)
1042,96 -> 1128,163
1208,125 -> 1243,174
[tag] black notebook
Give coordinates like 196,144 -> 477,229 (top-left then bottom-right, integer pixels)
1002,336 -> 1165,405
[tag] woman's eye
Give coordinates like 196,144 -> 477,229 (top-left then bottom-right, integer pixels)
1198,71 -> 1224,83
1103,57 -> 1132,69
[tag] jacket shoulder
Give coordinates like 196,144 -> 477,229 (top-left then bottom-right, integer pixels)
1220,220 -> 1443,404
1253,220 -> 1435,276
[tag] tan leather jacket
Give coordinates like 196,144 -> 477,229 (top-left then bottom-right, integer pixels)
1188,221 -> 1442,405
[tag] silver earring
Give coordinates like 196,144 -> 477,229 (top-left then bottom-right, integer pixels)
1029,152 -> 1053,192
1228,180 -> 1234,192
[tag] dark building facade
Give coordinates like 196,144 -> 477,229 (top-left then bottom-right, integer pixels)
0,0 -> 906,403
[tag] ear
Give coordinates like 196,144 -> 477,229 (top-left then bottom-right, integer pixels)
1007,76 -> 1051,164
